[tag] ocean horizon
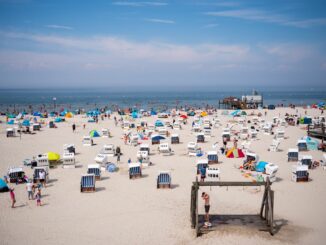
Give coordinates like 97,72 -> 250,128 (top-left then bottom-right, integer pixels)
0,87 -> 325,112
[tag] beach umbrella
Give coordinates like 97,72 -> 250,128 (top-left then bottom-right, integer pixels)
200,111 -> 208,117
47,152 -> 60,161
89,130 -> 100,137
241,111 -> 247,116
180,115 -> 188,119
256,161 -> 268,172
155,120 -> 164,127
22,120 -> 31,127
65,112 -> 73,118
151,135 -> 166,140
226,148 -> 245,158
54,117 -> 62,122
0,178 -> 9,192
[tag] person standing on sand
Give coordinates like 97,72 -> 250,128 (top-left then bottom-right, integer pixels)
26,180 -> 33,200
35,189 -> 41,206
202,192 -> 211,227
10,188 -> 16,208
72,123 -> 76,133
117,152 -> 121,163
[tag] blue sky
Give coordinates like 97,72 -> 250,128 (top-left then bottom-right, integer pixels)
0,0 -> 326,88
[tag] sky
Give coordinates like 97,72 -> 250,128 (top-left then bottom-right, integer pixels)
0,0 -> 326,89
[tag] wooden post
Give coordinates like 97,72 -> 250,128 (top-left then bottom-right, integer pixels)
190,185 -> 196,228
270,190 -> 274,235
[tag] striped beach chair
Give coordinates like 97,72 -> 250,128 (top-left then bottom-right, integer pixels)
157,171 -> 171,189
87,164 -> 101,180
171,134 -> 180,144
129,163 -> 142,179
80,174 -> 96,192
288,148 -> 299,161
33,166 -> 49,184
196,159 -> 208,174
207,151 -> 218,164
292,165 -> 309,182
197,133 -> 205,143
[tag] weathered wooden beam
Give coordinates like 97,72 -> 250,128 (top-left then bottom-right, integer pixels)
193,181 -> 267,187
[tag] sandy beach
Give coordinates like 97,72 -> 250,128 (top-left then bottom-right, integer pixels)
0,107 -> 325,245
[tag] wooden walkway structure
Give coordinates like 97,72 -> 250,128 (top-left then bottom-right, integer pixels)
190,178 -> 275,237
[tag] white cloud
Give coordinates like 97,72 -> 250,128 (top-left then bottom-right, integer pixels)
144,18 -> 175,24
205,9 -> 326,28
45,24 -> 73,30
112,1 -> 167,7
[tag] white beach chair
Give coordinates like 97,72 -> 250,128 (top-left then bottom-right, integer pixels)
206,167 -> 220,181
94,154 -> 108,165
187,142 -> 199,157
101,128 -> 110,138
100,144 -> 116,157
159,142 -> 172,156
63,153 -> 76,168
269,139 -> 280,152
36,154 -> 49,167
82,136 -> 93,146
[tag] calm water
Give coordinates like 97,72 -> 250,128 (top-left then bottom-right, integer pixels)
0,88 -> 325,112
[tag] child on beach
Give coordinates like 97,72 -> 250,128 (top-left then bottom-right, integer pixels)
10,188 -> 16,208
35,189 -> 41,206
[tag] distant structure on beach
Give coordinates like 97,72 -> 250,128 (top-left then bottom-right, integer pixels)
241,90 -> 264,109
218,89 -> 263,109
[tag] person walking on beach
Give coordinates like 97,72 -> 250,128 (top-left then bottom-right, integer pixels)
39,170 -> 46,188
200,166 -> 206,182
10,188 -> 16,208
72,123 -> 76,133
26,180 -> 33,200
117,152 -> 121,163
223,136 -> 227,149
201,192 -> 211,227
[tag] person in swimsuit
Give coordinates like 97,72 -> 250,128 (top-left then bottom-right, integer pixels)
202,192 -> 211,226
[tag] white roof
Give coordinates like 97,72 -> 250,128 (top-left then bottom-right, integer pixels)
171,134 -> 179,137
197,159 -> 208,165
83,136 -> 91,139
288,148 -> 299,153
207,151 -> 217,155
88,164 -> 100,169
8,167 -> 24,173
246,152 -> 257,157
300,155 -> 313,160
82,174 -> 95,178
158,171 -> 171,175
297,140 -> 307,144
103,144 -> 114,148
6,128 -> 14,131
129,163 -> 141,168
34,166 -> 48,171
292,165 -> 308,172
140,143 -> 149,148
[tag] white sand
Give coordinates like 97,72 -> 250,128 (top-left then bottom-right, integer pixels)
0,107 -> 325,245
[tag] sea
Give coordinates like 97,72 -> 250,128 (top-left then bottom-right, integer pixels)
0,88 -> 325,112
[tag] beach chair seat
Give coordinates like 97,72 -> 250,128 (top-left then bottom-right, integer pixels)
87,164 -> 101,180
63,153 -> 75,168
33,166 -> 49,184
269,140 -> 280,152
8,167 -> 25,183
94,154 -> 108,165
159,143 -> 172,156
80,174 -> 96,192
292,165 -> 309,182
157,172 -> 171,189
83,136 -> 93,146
207,151 -> 218,164
188,142 -> 199,157
6,128 -> 15,137
297,140 -> 308,151
36,154 -> 49,167
288,148 -> 299,161
129,163 -> 142,179
206,167 -> 220,180
171,134 -> 180,144
196,159 -> 208,174
197,134 -> 205,143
